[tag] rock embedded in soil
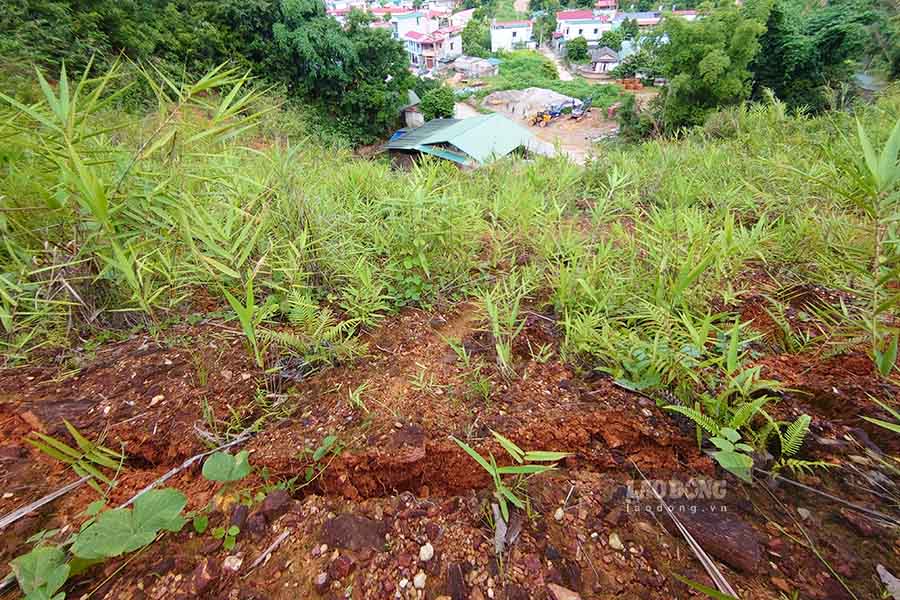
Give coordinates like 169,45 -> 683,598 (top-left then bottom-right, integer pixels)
314,571 -> 329,590
419,542 -> 434,562
608,533 -> 624,551
328,555 -> 355,580
229,504 -> 249,530
321,513 -> 387,551
259,490 -> 291,522
672,508 -> 763,574
191,558 -> 219,595
414,571 -> 427,589
547,583 -> 582,600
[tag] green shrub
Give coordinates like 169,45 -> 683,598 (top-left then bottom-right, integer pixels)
420,85 -> 456,121
566,36 -> 588,62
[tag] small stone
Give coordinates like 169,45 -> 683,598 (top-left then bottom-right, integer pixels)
222,370 -> 233,381
608,533 -> 624,551
315,572 -> 329,590
547,583 -> 582,600
554,507 -> 565,522
222,555 -> 243,572
150,394 -> 164,406
399,577 -> 409,589
191,559 -> 218,594
771,577 -> 791,593
229,504 -> 249,530
328,555 -> 355,580
2,493 -> 12,499
245,512 -> 267,539
797,508 -> 811,521
414,571 -> 427,589
419,542 -> 434,562
259,490 -> 291,522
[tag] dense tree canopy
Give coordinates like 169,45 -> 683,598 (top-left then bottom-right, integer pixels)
0,0 -> 415,143
655,6 -> 765,130
750,0 -> 874,112
420,85 -> 456,120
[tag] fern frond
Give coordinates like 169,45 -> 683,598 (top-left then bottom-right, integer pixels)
781,458 -> 834,476
780,414 -> 811,458
664,405 -> 720,435
729,395 -> 771,430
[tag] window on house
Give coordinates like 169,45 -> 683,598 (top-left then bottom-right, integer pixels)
578,28 -> 583,34
450,42 -> 454,49
593,28 -> 598,33
512,31 -> 517,37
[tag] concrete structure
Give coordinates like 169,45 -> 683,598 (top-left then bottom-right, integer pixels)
588,46 -> 619,73
452,55 -> 500,78
490,20 -> 535,52
383,113 -> 538,168
450,8 -> 476,28
403,27 -> 463,72
554,9 -> 613,47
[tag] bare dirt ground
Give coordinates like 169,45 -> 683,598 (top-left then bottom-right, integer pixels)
2,281 -> 899,599
485,104 -> 618,164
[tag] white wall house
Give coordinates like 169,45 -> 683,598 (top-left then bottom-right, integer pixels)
554,9 -> 613,45
404,27 -> 463,72
490,20 -> 534,52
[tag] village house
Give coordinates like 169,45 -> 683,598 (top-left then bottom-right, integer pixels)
403,27 -> 463,72
588,46 -> 619,74
450,7 -> 476,28
490,20 -> 535,52
553,10 -> 613,49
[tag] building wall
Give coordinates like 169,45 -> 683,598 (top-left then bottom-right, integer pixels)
556,19 -> 611,43
490,25 -> 533,52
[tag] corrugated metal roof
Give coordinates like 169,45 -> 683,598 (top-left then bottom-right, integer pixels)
383,114 -> 534,165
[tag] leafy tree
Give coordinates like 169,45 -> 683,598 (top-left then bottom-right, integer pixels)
598,29 -> 624,51
462,17 -> 491,57
655,6 -> 765,130
750,0 -> 874,112
420,85 -> 456,120
620,17 -> 640,40
567,36 -> 589,61
533,13 -> 558,45
611,47 -> 661,79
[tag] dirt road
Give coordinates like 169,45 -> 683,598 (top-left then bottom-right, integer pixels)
540,46 -> 574,81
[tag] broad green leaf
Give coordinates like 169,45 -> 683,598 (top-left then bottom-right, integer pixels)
72,489 -> 187,559
10,546 -> 69,598
712,450 -> 753,483
132,488 -> 188,533
202,450 -> 252,482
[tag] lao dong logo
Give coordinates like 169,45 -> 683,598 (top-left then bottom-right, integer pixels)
625,479 -> 729,514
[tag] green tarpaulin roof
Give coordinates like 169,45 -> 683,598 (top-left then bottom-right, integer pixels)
383,113 -> 535,165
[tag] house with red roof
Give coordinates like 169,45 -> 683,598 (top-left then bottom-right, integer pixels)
490,20 -> 535,52
403,26 -> 463,72
554,9 -> 613,48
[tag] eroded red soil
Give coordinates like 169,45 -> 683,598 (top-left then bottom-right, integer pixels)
1,303 -> 898,600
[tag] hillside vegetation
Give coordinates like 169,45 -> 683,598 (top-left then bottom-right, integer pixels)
2,59 -> 900,600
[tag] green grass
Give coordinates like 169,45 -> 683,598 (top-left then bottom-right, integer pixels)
480,50 -> 625,107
